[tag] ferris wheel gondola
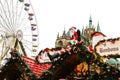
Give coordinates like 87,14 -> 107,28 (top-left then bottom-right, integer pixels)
0,0 -> 39,64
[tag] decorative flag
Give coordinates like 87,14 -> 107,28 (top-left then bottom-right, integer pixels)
70,40 -> 75,45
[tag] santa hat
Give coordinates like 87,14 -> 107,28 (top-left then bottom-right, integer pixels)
69,26 -> 76,31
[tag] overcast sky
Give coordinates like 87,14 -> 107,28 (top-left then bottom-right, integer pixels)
30,0 -> 120,50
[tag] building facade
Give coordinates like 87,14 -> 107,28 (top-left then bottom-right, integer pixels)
55,16 -> 101,48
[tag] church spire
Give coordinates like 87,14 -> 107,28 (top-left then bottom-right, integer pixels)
89,15 -> 92,28
63,27 -> 66,35
82,26 -> 84,36
97,21 -> 101,32
57,32 -> 59,39
62,27 -> 66,38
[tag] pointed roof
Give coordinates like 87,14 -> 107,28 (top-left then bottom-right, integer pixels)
89,15 -> 92,28
62,27 -> 67,38
82,26 -> 84,36
90,15 -> 92,20
63,27 -> 66,35
97,22 -> 101,32
57,32 -> 59,38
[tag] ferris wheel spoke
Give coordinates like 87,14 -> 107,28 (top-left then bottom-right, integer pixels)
22,43 -> 32,53
22,39 -> 32,45
18,18 -> 30,30
0,40 -> 7,58
0,21 -> 12,33
15,4 -> 25,30
14,0 -> 22,31
11,0 -> 19,31
14,1 -> 18,29
11,0 -> 15,30
0,0 -> 13,32
21,40 -> 33,54
0,15 -> 13,33
5,0 -> 14,32
20,23 -> 31,32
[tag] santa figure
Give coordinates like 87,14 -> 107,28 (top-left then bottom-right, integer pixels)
68,27 -> 78,44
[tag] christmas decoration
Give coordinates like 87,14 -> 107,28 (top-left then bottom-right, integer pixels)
0,43 -> 120,80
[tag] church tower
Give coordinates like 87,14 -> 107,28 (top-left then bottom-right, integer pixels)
83,16 -> 96,46
55,28 -> 70,48
55,16 -> 101,47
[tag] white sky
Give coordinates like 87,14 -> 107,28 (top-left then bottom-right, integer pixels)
30,0 -> 120,50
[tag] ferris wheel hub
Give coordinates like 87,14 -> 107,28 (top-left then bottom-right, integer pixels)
16,30 -> 23,41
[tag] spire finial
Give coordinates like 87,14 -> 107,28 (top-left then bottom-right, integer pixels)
89,15 -> 92,28
97,21 -> 101,32
63,25 -> 66,34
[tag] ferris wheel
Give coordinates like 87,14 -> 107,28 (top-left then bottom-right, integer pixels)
0,0 -> 39,62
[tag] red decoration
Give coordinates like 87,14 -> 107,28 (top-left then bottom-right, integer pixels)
110,40 -> 115,44
74,32 -> 78,40
91,32 -> 106,37
88,45 -> 94,53
22,56 -> 52,77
